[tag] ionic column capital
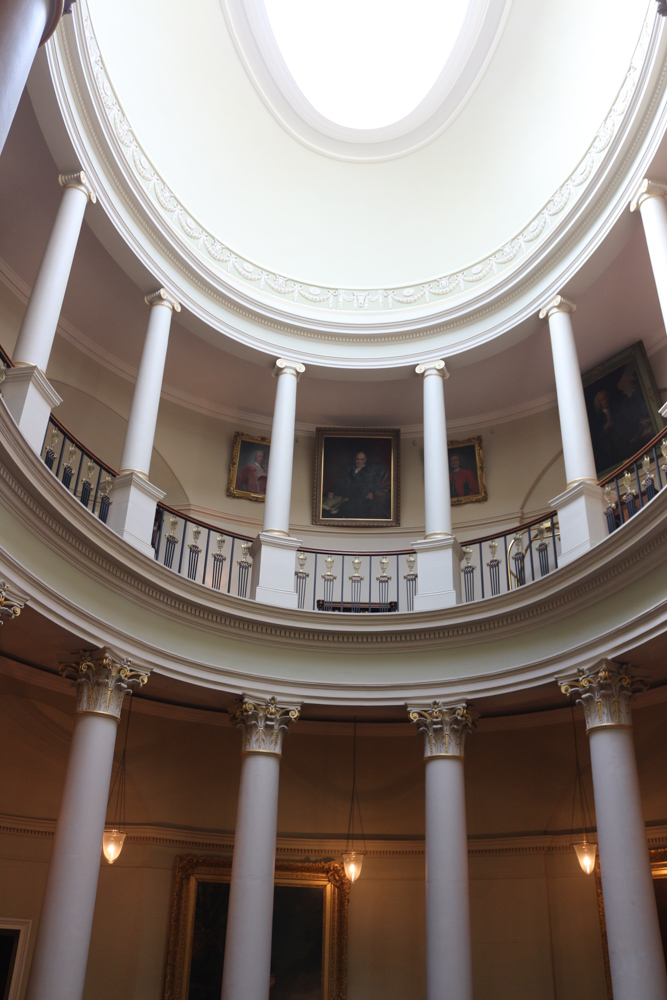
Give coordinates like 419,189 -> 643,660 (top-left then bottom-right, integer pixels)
236,696 -> 301,755
539,294 -> 576,320
630,178 -> 667,213
58,170 -> 97,204
408,700 -> 473,758
0,581 -> 23,624
60,648 -> 149,720
273,358 -> 306,380
144,288 -> 181,312
415,359 -> 449,379
558,660 -> 646,731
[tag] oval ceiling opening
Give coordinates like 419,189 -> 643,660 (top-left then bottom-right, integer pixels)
263,0 -> 471,130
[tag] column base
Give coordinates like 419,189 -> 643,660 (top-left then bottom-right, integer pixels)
551,480 -> 606,567
249,532 -> 302,609
106,471 -> 165,558
412,535 -> 464,611
2,365 -> 62,454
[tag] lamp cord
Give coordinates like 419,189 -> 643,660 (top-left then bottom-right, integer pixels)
345,719 -> 367,853
107,693 -> 133,829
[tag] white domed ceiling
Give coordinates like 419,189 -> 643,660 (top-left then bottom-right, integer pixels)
36,0 -> 667,366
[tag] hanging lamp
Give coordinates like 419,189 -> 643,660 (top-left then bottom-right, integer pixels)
569,708 -> 597,875
102,695 -> 133,864
343,719 -> 367,883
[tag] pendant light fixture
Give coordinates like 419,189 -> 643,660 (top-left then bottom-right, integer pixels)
343,718 -> 367,884
569,708 -> 597,875
102,695 -> 133,864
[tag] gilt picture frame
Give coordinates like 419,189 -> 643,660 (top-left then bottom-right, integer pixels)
313,427 -> 400,527
448,436 -> 487,506
163,856 -> 349,1000
582,341 -> 664,480
226,432 -> 271,502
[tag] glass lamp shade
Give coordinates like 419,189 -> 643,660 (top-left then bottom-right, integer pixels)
102,828 -> 126,865
343,852 -> 364,884
573,840 -> 597,875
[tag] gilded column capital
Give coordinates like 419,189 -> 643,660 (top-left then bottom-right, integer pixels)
630,178 -> 667,212
236,696 -> 301,755
144,288 -> 181,312
273,358 -> 306,380
558,660 -> 646,731
415,359 -> 449,379
0,581 -> 24,624
539,294 -> 576,320
60,649 -> 149,721
408,701 -> 473,759
58,170 -> 97,204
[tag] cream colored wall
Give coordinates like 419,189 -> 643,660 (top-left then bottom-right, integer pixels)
7,672 -> 667,998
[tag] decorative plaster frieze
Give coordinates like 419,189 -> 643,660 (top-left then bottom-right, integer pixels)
60,648 -> 149,719
408,701 -> 473,757
235,696 -> 300,754
558,660 -> 646,730
74,0 -> 653,317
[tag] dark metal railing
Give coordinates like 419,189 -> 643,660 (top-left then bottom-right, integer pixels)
599,428 -> 667,531
41,416 -> 116,522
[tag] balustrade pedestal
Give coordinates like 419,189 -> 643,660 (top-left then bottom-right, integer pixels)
412,535 -> 464,611
549,480 -> 606,567
2,365 -> 62,454
106,470 -> 165,559
249,531 -> 302,609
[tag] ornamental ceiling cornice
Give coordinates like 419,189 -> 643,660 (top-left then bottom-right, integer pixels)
2,407 -> 667,705
40,1 -> 667,363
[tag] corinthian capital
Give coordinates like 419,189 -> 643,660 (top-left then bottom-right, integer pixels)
236,696 -> 301,755
558,660 -> 646,731
0,581 -> 24,624
60,649 -> 149,720
408,701 -> 473,758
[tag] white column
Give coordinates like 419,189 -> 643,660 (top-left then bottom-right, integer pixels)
408,702 -> 474,1000
221,697 -> 300,1000
631,180 -> 667,375
540,296 -> 605,565
0,0 -> 62,156
412,360 -> 463,611
25,650 -> 149,1000
3,172 -> 95,451
560,663 -> 667,1000
249,359 -> 305,609
107,289 -> 179,557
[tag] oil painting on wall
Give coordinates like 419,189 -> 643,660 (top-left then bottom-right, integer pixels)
313,428 -> 400,527
448,437 -> 487,505
227,432 -> 270,502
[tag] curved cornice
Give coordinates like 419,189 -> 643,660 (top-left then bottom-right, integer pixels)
220,0 -> 511,162
1,402 -> 667,705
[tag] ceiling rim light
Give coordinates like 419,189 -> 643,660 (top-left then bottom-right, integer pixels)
219,0 -> 512,162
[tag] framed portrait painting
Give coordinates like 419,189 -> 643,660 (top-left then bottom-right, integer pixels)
313,428 -> 400,527
163,856 -> 349,1000
227,432 -> 270,502
582,342 -> 664,479
448,437 -> 487,506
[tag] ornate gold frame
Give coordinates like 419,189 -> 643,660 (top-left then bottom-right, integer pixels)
448,436 -> 487,506
313,427 -> 400,527
226,432 -> 270,502
163,856 -> 349,1000
595,847 -> 667,999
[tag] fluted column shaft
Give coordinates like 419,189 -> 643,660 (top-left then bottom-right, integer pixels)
561,663 -> 667,1000
0,0 -> 61,157
119,290 -> 180,477
25,651 -> 148,1000
13,173 -> 96,372
409,703 -> 473,1000
417,360 -> 451,537
541,297 -> 597,485
631,181 -> 667,335
221,698 -> 300,1000
262,360 -> 305,535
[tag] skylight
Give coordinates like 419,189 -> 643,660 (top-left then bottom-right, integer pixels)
263,0 -> 471,130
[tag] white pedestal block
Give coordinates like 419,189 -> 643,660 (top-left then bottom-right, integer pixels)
2,365 -> 62,453
659,401 -> 667,419
249,531 -> 301,609
412,535 -> 464,611
106,471 -> 165,558
551,480 -> 606,566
